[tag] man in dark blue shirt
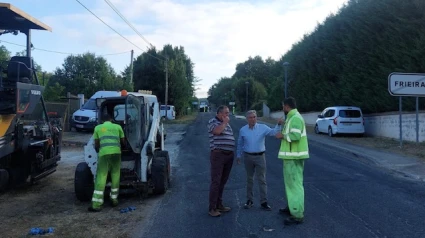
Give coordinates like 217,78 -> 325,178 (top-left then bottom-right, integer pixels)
237,110 -> 282,210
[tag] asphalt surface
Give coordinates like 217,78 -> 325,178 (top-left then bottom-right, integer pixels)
138,112 -> 425,238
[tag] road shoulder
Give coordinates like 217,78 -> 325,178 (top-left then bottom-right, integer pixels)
257,118 -> 425,182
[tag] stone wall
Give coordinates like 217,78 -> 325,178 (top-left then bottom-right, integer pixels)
270,110 -> 425,142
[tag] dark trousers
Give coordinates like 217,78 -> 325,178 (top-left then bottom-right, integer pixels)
209,149 -> 234,211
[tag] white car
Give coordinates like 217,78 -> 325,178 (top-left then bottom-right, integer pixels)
314,106 -> 365,137
160,105 -> 176,120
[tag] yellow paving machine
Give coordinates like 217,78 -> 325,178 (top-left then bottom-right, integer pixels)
0,3 -> 62,191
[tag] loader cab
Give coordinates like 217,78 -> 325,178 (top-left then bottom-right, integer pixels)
88,92 -> 162,188
77,90 -> 169,201
95,92 -> 157,156
0,57 -> 45,116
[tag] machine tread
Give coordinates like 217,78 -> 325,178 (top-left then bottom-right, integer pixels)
74,162 -> 94,202
151,156 -> 168,195
154,150 -> 171,185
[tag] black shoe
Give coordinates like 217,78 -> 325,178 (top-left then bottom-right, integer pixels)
110,200 -> 118,208
279,206 -> 290,215
244,200 -> 253,209
88,207 -> 101,212
261,202 -> 271,211
284,216 -> 304,225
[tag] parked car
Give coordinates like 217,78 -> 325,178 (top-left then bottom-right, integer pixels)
314,106 -> 365,137
160,105 -> 176,120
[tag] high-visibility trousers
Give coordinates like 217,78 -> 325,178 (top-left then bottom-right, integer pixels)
283,159 -> 305,219
91,153 -> 121,209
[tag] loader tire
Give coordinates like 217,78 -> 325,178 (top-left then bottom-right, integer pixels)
154,150 -> 171,186
151,156 -> 168,195
75,162 -> 94,202
0,169 -> 9,192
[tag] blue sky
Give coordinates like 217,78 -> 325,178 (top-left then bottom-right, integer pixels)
1,0 -> 348,98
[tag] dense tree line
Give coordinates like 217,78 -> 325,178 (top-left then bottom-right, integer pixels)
133,44 -> 197,115
49,52 -> 131,99
208,0 -> 425,114
0,43 -> 197,115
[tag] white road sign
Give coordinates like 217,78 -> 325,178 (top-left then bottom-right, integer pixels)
388,73 -> 425,96
229,102 -> 235,105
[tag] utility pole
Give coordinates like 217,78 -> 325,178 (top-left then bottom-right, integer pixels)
283,62 -> 290,99
245,81 -> 249,112
129,50 -> 134,86
231,88 -> 235,115
282,62 -> 290,120
164,56 -> 169,118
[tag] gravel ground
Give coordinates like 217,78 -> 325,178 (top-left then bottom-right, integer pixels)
0,123 -> 187,238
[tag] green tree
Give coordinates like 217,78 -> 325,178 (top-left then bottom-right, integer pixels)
51,52 -> 121,97
207,77 -> 235,106
210,0 -> 425,114
0,45 -> 11,69
44,82 -> 65,101
0,45 -> 10,59
133,45 -> 196,115
276,0 -> 425,113
120,65 -> 134,91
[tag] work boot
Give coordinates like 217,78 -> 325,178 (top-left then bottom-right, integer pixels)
209,209 -> 221,217
261,202 -> 271,211
110,200 -> 118,208
279,206 -> 290,215
88,207 -> 101,212
244,200 -> 253,209
217,205 -> 231,212
284,216 -> 304,225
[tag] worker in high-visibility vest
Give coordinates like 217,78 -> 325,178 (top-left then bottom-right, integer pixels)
88,113 -> 125,212
275,97 -> 309,225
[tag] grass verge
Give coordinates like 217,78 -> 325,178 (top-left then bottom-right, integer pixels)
163,112 -> 198,124
259,117 -> 425,160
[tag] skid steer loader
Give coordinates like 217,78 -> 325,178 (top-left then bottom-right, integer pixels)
74,91 -> 170,201
0,3 -> 63,192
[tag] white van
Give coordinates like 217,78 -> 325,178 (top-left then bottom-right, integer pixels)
71,90 -> 160,131
70,91 -> 122,131
314,106 -> 365,137
160,105 -> 176,120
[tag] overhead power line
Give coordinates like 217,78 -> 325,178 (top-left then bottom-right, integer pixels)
103,0 -> 167,60
104,0 -> 153,49
0,39 -> 130,56
103,0 -> 167,61
75,0 -> 164,61
76,0 -> 170,105
99,51 -> 131,56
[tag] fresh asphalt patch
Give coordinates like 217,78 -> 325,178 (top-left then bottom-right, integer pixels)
137,112 -> 425,238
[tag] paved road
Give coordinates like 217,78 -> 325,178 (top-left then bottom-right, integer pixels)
137,112 -> 425,238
